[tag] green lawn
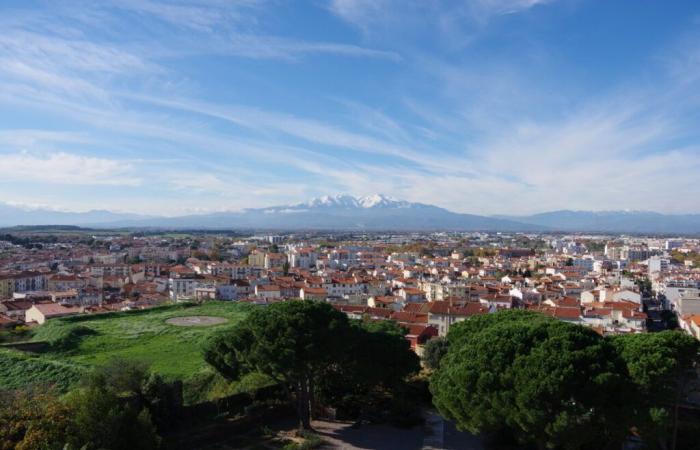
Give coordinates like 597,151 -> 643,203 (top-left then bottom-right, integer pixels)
1,301 -> 255,400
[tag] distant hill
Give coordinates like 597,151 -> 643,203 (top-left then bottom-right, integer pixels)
96,194 -> 539,231
0,203 -> 151,227
2,197 -> 699,233
497,210 -> 700,234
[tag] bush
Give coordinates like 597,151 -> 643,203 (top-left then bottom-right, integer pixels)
282,431 -> 324,450
422,337 -> 449,370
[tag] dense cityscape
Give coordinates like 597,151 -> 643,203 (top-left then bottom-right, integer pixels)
3,0 -> 700,449
2,230 -> 699,340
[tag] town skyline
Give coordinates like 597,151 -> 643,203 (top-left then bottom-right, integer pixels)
1,0 -> 700,216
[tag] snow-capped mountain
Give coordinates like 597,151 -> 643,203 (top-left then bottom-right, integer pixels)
266,194 -> 415,212
2,196 -> 699,233
75,194 -> 538,231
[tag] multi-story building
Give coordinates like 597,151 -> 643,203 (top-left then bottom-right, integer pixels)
12,272 -> 48,293
288,247 -> 318,268
0,275 -> 14,298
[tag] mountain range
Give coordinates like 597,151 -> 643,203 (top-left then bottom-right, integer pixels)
1,195 -> 699,234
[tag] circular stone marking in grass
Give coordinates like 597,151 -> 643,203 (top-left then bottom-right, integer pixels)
165,316 -> 228,327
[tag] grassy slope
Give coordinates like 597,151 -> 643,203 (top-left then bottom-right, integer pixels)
32,301 -> 253,379
1,302 -> 254,399
0,348 -> 85,391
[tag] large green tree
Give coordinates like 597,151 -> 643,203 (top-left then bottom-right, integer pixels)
315,320 -> 420,421
431,310 -> 633,449
204,300 -> 354,430
204,301 -> 420,430
612,331 -> 700,450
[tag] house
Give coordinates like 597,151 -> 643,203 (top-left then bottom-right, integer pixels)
288,248 -> 318,268
0,300 -> 34,321
168,265 -> 199,301
397,287 -> 426,303
367,295 -> 402,311
300,287 -> 327,301
478,293 -> 513,310
0,274 -> 14,298
25,303 -> 82,324
264,253 -> 287,269
581,301 -> 646,333
255,284 -> 281,300
681,315 -> 700,340
48,274 -> 86,292
0,314 -> 18,329
404,324 -> 439,354
427,301 -> 488,336
334,304 -> 367,320
611,289 -> 642,304
390,311 -> 428,324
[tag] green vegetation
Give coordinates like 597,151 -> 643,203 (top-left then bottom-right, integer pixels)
282,431 -> 325,450
612,331 -> 700,450
670,250 -> 700,267
0,361 -> 173,450
31,302 -> 252,378
431,310 -> 700,450
1,302 -> 254,400
0,349 -> 85,391
422,336 -> 449,370
205,300 -> 420,430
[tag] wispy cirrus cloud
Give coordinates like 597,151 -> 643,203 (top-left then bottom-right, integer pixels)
0,152 -> 141,186
329,0 -> 554,34
1,0 -> 699,217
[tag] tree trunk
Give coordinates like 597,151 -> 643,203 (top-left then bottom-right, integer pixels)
308,376 -> 316,420
670,376 -> 685,450
297,378 -> 312,431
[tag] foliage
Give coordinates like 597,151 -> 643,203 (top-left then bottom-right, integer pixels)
281,431 -> 324,450
0,387 -> 73,450
0,326 -> 31,344
64,371 -> 162,450
204,300 -> 354,429
635,277 -> 652,296
660,310 -> 679,330
432,310 -> 633,449
446,309 -> 549,345
0,361 -> 169,450
611,331 -> 700,450
670,250 -> 700,267
315,320 -> 421,421
422,337 -> 449,370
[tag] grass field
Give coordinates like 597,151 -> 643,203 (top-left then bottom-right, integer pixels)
0,348 -> 85,391
1,301 -> 256,401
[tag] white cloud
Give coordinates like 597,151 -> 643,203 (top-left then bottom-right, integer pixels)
329,0 -> 554,33
0,152 -> 141,186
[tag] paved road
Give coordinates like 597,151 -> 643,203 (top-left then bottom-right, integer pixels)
310,419 -> 424,450
305,412 -> 484,450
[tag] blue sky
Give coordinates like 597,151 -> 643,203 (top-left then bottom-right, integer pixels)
1,0 -> 699,216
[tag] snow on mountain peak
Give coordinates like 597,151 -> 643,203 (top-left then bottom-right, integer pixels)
298,194 -> 406,209
358,194 -> 399,208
